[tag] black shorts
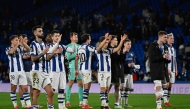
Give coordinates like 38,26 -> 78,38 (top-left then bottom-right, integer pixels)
111,66 -> 124,84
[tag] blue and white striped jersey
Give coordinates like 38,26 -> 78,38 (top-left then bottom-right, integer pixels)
48,43 -> 68,73
167,44 -> 176,72
6,46 -> 24,73
77,44 -> 95,71
95,48 -> 113,73
30,40 -> 48,73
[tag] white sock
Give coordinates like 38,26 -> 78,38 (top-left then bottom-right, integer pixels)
156,98 -> 162,108
163,88 -> 168,103
23,92 -> 32,106
20,97 -> 25,106
124,91 -> 128,105
58,93 -> 65,108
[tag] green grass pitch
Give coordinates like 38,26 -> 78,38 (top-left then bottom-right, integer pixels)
0,93 -> 189,109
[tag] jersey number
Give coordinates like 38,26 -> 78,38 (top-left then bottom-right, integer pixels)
33,78 -> 39,84
79,53 -> 86,62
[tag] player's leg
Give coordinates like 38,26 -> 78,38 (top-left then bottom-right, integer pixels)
26,72 -> 33,98
58,73 -> 67,109
19,71 -> 33,108
75,68 -> 83,106
120,74 -> 127,107
81,71 -> 93,108
168,72 -> 175,103
98,73 -> 107,109
19,72 -> 32,108
77,79 -> 83,106
66,68 -> 75,106
105,73 -> 112,109
31,71 -> 42,109
124,74 -> 132,108
9,73 -> 19,109
19,86 -> 26,108
154,80 -> 164,109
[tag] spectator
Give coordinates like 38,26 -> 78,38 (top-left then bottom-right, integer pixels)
3,75 -> 10,83
143,73 -> 150,82
181,67 -> 187,81
183,22 -> 190,36
144,41 -> 150,52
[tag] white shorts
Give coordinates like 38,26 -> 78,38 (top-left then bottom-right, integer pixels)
25,72 -> 32,86
49,72 -> 66,90
9,72 -> 27,86
80,70 -> 92,84
98,72 -> 111,87
31,70 -> 51,90
169,72 -> 175,83
124,74 -> 133,89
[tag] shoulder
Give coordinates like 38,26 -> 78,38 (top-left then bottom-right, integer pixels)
67,43 -> 72,47
88,45 -> 94,49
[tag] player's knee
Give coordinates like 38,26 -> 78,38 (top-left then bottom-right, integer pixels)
100,87 -> 106,92
114,86 -> 120,92
77,80 -> 83,87
68,80 -> 74,86
155,89 -> 164,98
11,85 -> 17,92
48,90 -> 54,97
21,86 -> 28,92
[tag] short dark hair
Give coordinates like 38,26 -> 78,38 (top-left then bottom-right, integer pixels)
158,31 -> 167,36
21,34 -> 27,38
81,33 -> 90,43
51,30 -> 60,36
111,35 -> 117,40
9,35 -> 18,44
70,32 -> 78,38
124,39 -> 131,44
32,25 -> 42,33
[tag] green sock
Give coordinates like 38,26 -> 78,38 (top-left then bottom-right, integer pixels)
66,86 -> 71,102
78,86 -> 83,102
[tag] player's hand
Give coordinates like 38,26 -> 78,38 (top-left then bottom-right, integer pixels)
166,82 -> 169,88
54,48 -> 63,54
57,34 -> 62,43
164,53 -> 169,60
75,70 -> 79,78
121,33 -> 127,41
18,37 -> 23,46
105,33 -> 109,39
43,46 -> 49,55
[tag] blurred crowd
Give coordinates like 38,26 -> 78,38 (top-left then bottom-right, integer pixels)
1,0 -> 190,83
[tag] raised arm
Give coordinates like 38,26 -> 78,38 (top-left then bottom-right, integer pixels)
113,34 -> 127,53
97,33 -> 110,53
7,44 -> 19,55
21,39 -> 30,51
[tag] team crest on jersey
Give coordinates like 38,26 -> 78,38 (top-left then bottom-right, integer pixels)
130,53 -> 133,56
